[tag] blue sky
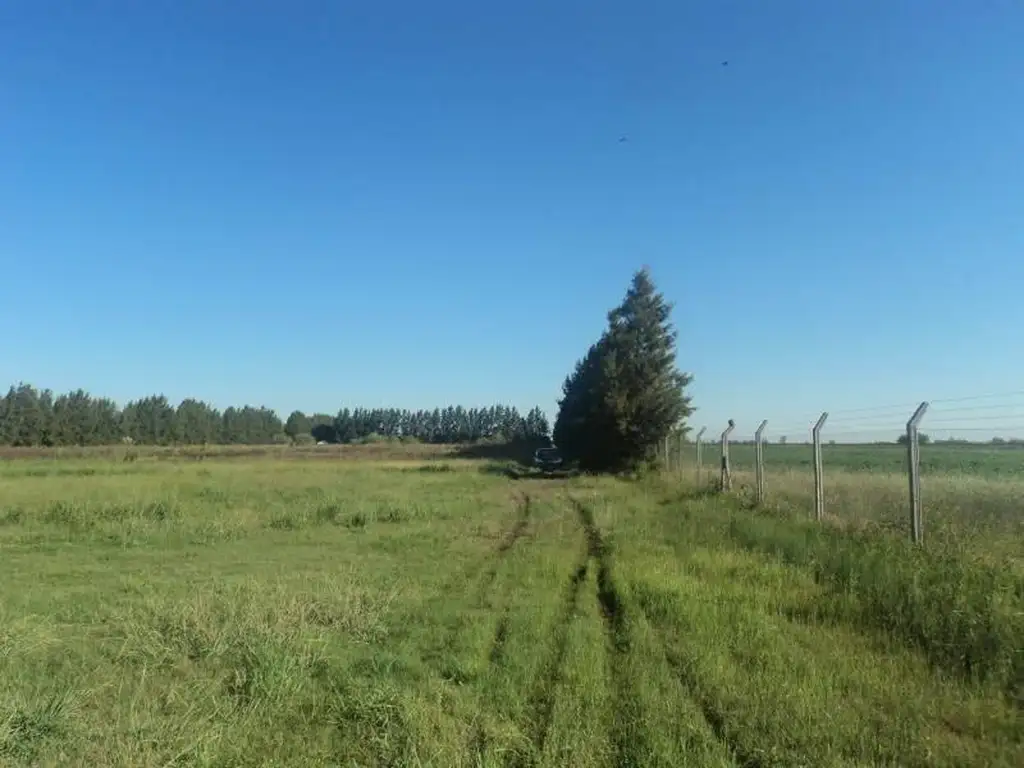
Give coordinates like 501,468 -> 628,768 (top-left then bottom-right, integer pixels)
2,1 -> 1023,441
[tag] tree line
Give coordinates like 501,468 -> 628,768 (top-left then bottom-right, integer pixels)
0,383 -> 549,447
285,405 -> 549,445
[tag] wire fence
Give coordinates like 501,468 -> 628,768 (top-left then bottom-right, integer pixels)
664,390 -> 1024,546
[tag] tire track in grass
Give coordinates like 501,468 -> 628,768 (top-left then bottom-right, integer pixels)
571,497 -> 648,768
479,492 -> 533,600
536,563 -> 617,768
489,611 -> 511,665
483,495 -> 532,674
472,494 -> 550,764
498,493 -> 532,553
505,495 -> 593,765
426,491 -> 534,611
442,492 -> 533,615
664,648 -> 765,768
508,549 -> 590,767
635,588 -> 766,768
426,493 -> 534,686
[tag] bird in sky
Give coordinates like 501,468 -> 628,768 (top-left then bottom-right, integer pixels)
617,59 -> 725,145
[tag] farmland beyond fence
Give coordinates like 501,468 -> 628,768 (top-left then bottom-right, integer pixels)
666,392 -> 1024,554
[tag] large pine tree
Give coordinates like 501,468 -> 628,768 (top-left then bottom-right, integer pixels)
553,336 -> 615,468
554,268 -> 694,472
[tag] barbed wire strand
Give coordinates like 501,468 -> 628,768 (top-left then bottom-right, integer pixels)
924,414 -> 1024,425
929,388 -> 1024,405
928,400 -> 1024,415
819,402 -> 921,417
921,428 -> 1024,434
765,417 -> 1024,434
699,424 -> 1024,443
713,396 -> 1024,437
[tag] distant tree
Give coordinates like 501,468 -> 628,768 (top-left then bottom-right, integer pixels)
524,407 -> 551,443
222,405 -> 283,444
173,399 -> 221,444
122,395 -> 176,445
52,389 -> 96,445
896,432 -> 931,445
284,410 -> 312,442
554,268 -> 695,472
90,396 -> 123,444
311,413 -> 338,443
1,384 -> 51,446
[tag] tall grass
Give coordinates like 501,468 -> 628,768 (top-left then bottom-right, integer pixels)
653,461 -> 1024,704
689,440 -> 1024,479
706,466 -> 1024,563
0,454 -> 1019,765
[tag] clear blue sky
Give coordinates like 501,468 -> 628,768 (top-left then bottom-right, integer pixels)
2,1 -> 1023,441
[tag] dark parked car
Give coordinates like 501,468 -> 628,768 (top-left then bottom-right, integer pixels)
533,446 -> 563,474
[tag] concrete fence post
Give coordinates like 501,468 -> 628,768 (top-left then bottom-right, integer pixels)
695,427 -> 707,487
812,412 -> 828,522
754,420 -> 768,504
720,420 -> 736,491
906,402 -> 929,544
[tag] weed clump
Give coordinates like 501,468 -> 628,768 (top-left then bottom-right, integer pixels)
724,505 -> 1024,698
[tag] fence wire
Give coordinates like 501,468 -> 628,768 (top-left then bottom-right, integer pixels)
670,393 -> 1024,545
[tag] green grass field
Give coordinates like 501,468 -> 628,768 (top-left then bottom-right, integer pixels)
0,449 -> 1021,766
682,441 -> 1024,564
698,441 -> 1024,479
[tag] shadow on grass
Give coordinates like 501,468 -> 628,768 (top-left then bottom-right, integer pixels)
477,462 -> 577,481
477,462 -> 528,479
452,439 -> 544,464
